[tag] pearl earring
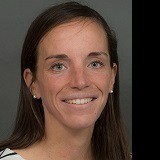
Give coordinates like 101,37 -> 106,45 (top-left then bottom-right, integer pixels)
33,95 -> 37,99
110,90 -> 113,93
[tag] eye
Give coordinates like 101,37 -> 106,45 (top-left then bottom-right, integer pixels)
51,63 -> 67,71
88,60 -> 104,69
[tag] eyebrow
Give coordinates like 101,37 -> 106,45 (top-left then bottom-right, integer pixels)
45,51 -> 108,61
87,51 -> 108,57
45,54 -> 69,60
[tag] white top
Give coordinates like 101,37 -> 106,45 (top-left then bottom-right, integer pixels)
1,148 -> 132,159
0,148 -> 24,160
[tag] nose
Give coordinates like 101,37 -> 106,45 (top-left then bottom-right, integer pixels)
69,68 -> 91,90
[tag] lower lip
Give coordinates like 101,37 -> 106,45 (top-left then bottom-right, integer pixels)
62,99 -> 97,111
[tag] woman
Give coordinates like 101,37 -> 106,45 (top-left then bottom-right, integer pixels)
0,1 -> 131,160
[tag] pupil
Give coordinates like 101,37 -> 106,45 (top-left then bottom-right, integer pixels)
58,65 -> 62,69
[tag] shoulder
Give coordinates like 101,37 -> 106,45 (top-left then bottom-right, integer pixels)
0,148 -> 24,160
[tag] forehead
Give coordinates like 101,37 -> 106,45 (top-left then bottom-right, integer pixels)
38,19 -> 108,57
42,19 -> 106,39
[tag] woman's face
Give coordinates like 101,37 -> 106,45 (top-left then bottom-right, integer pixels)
26,19 -> 116,130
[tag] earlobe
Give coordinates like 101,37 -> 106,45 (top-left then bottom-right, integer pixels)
23,69 -> 40,98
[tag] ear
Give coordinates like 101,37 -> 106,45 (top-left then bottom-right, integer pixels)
23,68 -> 41,99
109,63 -> 117,91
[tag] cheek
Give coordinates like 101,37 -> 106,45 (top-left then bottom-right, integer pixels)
38,74 -> 68,98
90,71 -> 112,92
94,72 -> 112,108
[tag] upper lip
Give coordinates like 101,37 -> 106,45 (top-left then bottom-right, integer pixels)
61,93 -> 98,101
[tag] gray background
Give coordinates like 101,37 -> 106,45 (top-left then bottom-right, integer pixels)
0,0 -> 132,147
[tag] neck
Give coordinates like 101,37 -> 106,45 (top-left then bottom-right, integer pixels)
38,115 -> 94,160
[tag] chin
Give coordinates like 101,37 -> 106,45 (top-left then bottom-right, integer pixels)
62,116 -> 98,130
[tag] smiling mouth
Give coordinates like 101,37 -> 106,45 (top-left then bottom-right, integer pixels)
64,98 -> 96,105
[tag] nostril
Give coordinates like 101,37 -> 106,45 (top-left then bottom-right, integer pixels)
69,69 -> 91,90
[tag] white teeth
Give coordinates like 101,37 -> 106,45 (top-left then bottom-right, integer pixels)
65,98 -> 93,105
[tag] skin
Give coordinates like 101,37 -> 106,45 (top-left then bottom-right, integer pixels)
17,19 -> 117,160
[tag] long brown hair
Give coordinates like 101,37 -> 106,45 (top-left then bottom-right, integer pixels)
0,1 -> 131,159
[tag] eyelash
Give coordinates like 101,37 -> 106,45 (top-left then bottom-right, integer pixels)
50,60 -> 104,72
51,63 -> 67,71
88,60 -> 104,69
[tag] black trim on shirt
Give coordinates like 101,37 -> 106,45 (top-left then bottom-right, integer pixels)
0,152 -> 18,159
